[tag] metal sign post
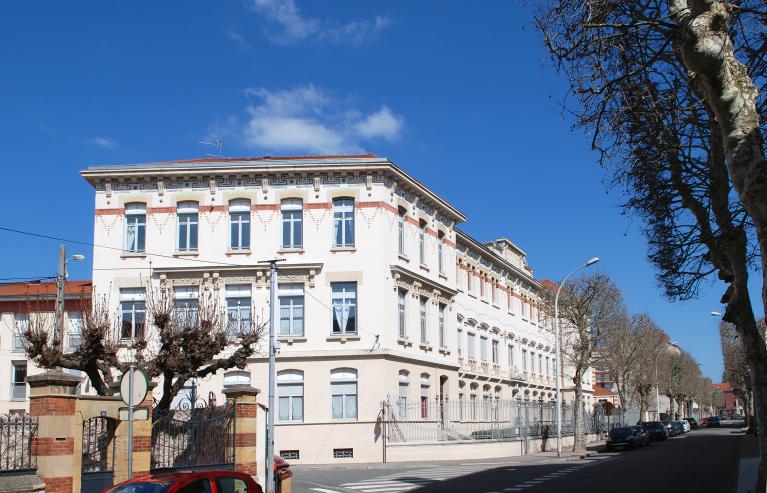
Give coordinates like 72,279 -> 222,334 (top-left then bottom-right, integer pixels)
120,366 -> 149,480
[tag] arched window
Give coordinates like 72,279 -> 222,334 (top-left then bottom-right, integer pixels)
124,203 -> 146,253
278,370 -> 304,422
229,199 -> 250,250
420,374 -> 430,419
333,198 -> 355,247
223,370 -> 251,387
398,207 -> 407,255
398,370 -> 409,419
330,368 -> 357,420
281,199 -> 303,249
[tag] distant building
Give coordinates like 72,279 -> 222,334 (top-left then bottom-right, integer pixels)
713,382 -> 743,416
0,280 -> 91,414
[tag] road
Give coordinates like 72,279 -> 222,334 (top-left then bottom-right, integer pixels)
292,425 -> 745,493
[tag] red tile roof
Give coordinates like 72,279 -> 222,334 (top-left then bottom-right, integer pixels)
0,280 -> 92,298
540,279 -> 559,293
713,383 -> 733,392
594,386 -> 617,397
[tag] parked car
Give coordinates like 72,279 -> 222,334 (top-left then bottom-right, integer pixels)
700,417 -> 709,427
629,425 -> 651,446
732,413 -> 745,420
606,426 -> 640,450
672,421 -> 685,435
104,470 -> 263,493
661,420 -> 678,436
639,421 -> 669,440
684,417 -> 698,429
678,420 -> 690,433
707,416 -> 721,428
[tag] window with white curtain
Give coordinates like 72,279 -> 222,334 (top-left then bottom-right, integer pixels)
279,283 -> 304,336
438,303 -> 446,347
420,374 -> 430,419
278,370 -> 304,422
522,349 -> 528,371
226,284 -> 252,337
398,207 -> 407,255
491,339 -> 499,364
223,370 -> 251,387
419,296 -> 428,343
177,201 -> 199,252
398,371 -> 408,419
437,231 -> 445,273
480,334 -> 488,361
120,288 -> 146,340
333,198 -> 355,247
467,331 -> 476,359
331,282 -> 357,334
124,203 -> 146,253
457,323 -> 463,356
331,368 -> 357,420
67,312 -> 83,350
229,199 -> 251,250
508,344 -> 514,367
174,286 -> 199,327
397,288 -> 407,338
13,314 -> 27,351
281,199 -> 303,249
418,220 -> 427,265
11,361 -> 27,400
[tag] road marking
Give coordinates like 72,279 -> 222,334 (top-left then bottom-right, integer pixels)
310,489 -> 343,493
460,461 -> 520,465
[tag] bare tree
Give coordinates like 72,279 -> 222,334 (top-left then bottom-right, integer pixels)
542,272 -> 624,452
22,285 -> 264,416
534,1 -> 767,486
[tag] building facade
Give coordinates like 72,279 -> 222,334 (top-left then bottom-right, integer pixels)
79,154 -> 591,464
0,280 -> 92,414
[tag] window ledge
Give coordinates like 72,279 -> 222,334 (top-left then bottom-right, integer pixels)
326,334 -> 361,343
397,336 -> 413,347
418,342 -> 433,351
480,299 -> 490,304
438,346 -> 450,355
419,264 -> 429,272
278,248 -> 304,254
120,253 -> 147,259
492,303 -> 500,309
174,251 -> 199,257
438,272 -> 447,281
226,249 -> 252,256
467,293 -> 477,299
330,247 -> 356,253
10,398 -> 27,402
278,336 -> 307,345
398,253 -> 410,262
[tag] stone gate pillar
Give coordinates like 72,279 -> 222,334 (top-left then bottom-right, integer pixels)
27,371 -> 82,493
222,385 -> 260,476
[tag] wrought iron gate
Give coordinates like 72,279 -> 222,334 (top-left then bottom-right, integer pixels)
81,417 -> 115,493
151,384 -> 236,471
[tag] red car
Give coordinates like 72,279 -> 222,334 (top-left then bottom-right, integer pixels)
103,470 -> 262,493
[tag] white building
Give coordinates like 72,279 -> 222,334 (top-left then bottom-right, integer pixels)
79,154 -> 591,464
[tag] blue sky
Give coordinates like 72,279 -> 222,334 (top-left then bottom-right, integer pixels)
0,0 -> 759,380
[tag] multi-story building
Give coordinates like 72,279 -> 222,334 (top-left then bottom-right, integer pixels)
79,154 -> 587,464
0,280 -> 92,414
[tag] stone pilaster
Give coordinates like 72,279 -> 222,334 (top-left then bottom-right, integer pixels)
27,371 -> 81,493
222,385 -> 260,476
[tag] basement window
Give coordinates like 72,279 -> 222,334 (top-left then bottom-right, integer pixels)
333,448 -> 353,459
280,450 -> 299,460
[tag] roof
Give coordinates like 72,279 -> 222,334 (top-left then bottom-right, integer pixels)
594,386 -> 618,397
713,383 -> 733,392
454,229 -> 537,284
0,281 -> 92,299
539,279 -> 559,293
86,153 -> 380,169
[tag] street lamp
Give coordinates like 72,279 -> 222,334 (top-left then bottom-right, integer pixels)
555,256 -> 599,457
54,246 -> 86,342
710,311 -> 722,317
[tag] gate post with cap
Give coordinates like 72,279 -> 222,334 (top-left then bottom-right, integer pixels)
222,385 -> 260,476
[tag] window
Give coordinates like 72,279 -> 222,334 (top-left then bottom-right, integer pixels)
120,288 -> 145,340
545,357 -> 550,377
67,312 -> 83,351
174,286 -> 199,326
229,199 -> 251,250
457,324 -> 463,356
279,450 -> 300,461
397,288 -> 407,338
124,203 -> 146,253
419,296 -> 428,343
331,368 -> 357,420
508,344 -> 514,367
333,198 -> 355,247
223,370 -> 251,387
398,371 -> 408,419
278,283 -> 305,336
522,349 -> 527,371
458,392 -> 464,420
480,335 -> 488,362
333,448 -> 353,458
398,207 -> 407,255
492,283 -> 497,305
539,354 -> 543,375
438,304 -> 446,347
11,361 -> 26,400
437,232 -> 445,273
420,374 -> 430,419
331,282 -> 357,334
278,370 -> 304,422
177,479 -> 212,493
470,393 -> 478,420
226,284 -> 252,337
177,201 -> 199,252
491,339 -> 499,364
13,314 -> 27,351
418,220 -> 427,265
467,331 -> 476,359
530,351 -> 536,374
215,477 -> 249,493
281,198 -> 303,249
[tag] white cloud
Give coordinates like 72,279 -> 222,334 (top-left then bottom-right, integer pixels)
87,136 -> 118,150
226,30 -> 255,51
355,106 -> 403,140
232,85 -> 403,154
250,0 -> 390,45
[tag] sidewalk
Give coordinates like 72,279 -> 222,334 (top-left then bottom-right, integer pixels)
735,429 -> 760,493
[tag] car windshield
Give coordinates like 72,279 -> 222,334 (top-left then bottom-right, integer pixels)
108,483 -> 173,493
610,427 -> 631,437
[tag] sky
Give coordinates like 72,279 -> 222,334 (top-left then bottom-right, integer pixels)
0,0 -> 760,381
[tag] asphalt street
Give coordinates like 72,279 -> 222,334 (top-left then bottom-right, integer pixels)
292,425 -> 745,493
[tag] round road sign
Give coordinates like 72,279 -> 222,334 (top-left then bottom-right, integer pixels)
120,367 -> 149,407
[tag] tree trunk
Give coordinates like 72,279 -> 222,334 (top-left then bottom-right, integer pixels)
638,392 -> 648,422
572,382 -> 585,452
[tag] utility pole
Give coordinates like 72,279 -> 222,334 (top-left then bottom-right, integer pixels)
262,258 -> 285,493
54,245 -> 67,344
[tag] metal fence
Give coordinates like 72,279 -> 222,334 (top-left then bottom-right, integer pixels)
384,397 -> 631,444
0,414 -> 37,472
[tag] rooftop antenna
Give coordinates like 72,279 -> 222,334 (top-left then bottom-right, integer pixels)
198,138 -> 224,158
